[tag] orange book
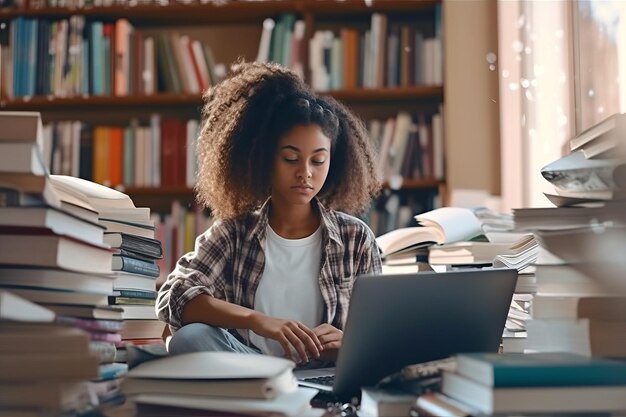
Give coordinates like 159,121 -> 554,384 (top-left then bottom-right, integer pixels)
342,28 -> 358,89
93,127 -> 111,186
109,127 -> 124,187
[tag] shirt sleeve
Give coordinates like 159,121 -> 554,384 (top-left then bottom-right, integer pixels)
356,227 -> 383,275
155,220 -> 234,331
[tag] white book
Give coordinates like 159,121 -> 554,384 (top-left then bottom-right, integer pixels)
0,290 -> 55,322
377,117 -> 396,181
527,318 -> 626,357
432,111 -> 444,179
150,114 -> 161,187
178,35 -> 200,94
125,351 -> 299,400
0,267 -> 113,295
70,121 -> 81,178
256,18 -> 275,63
0,111 -> 43,143
143,36 -> 156,95
0,143 -> 46,175
50,175 -> 135,211
186,119 -> 199,188
0,234 -> 112,274
290,20 -> 306,79
190,40 -> 210,89
388,112 -> 412,177
532,295 -> 626,321
569,112 -> 626,152
119,304 -> 157,320
137,126 -> 148,187
0,206 -> 105,246
360,387 -> 417,417
131,386 -> 318,417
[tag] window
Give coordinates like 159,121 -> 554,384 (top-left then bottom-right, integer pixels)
573,0 -> 626,133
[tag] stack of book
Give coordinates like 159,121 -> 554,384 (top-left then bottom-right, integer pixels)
519,113 -> 626,358
47,175 -> 167,363
0,291 -> 100,415
415,352 -> 626,416
121,351 -> 320,417
0,111 -> 130,408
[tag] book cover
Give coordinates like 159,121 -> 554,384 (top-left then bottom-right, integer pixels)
455,352 -> 626,387
442,371 -> 626,414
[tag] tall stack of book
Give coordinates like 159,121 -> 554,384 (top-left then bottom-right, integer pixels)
47,175 -> 167,364
521,112 -> 626,358
0,111 -> 125,412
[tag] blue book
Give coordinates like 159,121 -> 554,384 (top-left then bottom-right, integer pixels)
456,352 -> 626,387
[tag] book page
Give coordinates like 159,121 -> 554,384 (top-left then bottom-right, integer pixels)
50,175 -> 135,210
415,207 -> 483,244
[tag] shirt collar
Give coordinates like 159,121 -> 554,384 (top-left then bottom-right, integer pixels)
249,197 -> 344,248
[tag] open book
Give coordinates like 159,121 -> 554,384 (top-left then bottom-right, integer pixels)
376,207 -> 483,259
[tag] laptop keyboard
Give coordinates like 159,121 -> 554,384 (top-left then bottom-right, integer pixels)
302,375 -> 335,387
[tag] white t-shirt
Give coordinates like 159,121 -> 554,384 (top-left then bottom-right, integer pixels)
249,225 -> 325,357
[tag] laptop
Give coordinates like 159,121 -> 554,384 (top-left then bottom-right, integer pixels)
295,268 -> 517,398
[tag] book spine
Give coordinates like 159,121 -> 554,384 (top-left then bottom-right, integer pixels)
111,289 -> 157,299
113,255 -> 160,277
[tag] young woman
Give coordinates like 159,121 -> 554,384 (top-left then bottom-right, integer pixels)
156,61 -> 382,365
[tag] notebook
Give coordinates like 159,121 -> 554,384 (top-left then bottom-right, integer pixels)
295,268 -> 517,398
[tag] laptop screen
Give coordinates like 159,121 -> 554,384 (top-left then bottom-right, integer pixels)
331,268 -> 517,397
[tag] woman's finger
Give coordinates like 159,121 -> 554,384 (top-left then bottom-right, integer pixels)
323,341 -> 341,350
318,332 -> 342,345
298,322 -> 323,352
292,325 -> 320,359
277,335 -> 294,362
285,328 -> 309,363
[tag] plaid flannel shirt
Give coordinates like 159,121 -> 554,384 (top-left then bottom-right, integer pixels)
156,198 -> 382,337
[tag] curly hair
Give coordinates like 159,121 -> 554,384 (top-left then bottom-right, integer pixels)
195,60 -> 381,219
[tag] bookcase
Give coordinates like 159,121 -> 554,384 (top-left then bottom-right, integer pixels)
0,0 -> 446,234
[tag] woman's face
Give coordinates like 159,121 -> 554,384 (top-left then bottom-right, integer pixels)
270,124 -> 332,207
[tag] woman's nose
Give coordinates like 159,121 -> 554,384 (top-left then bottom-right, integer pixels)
297,163 -> 312,179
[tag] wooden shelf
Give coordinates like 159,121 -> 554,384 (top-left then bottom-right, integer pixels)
124,179 -> 443,204
327,86 -> 443,102
0,86 -> 442,111
0,94 -> 203,111
383,179 -> 444,189
0,0 -> 439,24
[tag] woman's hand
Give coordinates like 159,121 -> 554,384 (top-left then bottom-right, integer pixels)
249,313 -> 322,364
313,323 -> 343,362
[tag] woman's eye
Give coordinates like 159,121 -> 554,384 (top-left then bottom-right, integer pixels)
284,158 -> 298,163
312,160 -> 326,166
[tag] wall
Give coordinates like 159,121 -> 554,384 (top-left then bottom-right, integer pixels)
444,0 -> 501,196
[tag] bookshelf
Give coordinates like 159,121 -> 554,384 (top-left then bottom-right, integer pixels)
0,0 -> 446,234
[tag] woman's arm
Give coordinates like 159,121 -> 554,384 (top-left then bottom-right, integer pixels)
182,295 -> 322,363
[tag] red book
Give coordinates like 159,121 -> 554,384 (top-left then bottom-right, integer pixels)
109,127 -> 124,187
